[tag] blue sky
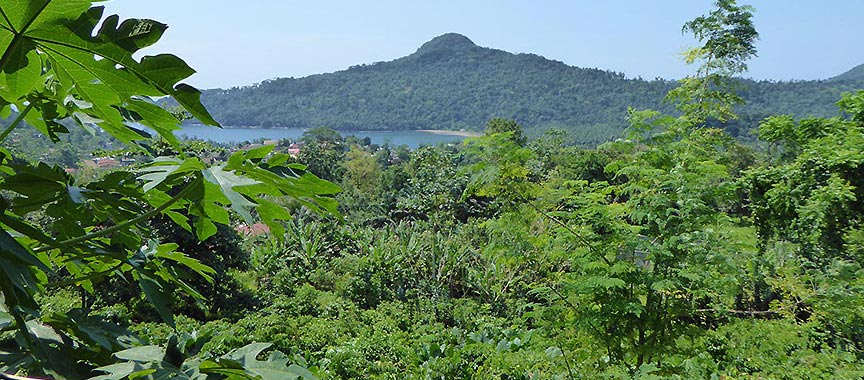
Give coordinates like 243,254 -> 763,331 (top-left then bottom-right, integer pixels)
103,1 -> 864,89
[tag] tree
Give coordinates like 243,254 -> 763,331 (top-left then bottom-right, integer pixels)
744,92 -> 864,352
530,0 -> 764,374
666,0 -> 759,123
342,145 -> 382,197
0,1 -> 337,378
300,126 -> 344,146
484,118 -> 527,146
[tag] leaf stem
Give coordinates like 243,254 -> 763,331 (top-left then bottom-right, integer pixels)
34,176 -> 201,253
0,102 -> 34,143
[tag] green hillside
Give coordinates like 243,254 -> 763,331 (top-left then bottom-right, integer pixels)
200,33 -> 864,142
830,63 -> 864,82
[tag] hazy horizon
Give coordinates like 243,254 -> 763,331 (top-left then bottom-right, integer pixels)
103,0 -> 864,89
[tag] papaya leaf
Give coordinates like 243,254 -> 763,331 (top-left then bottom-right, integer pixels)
43,309 -> 138,352
0,1 -> 218,147
202,165 -> 258,225
0,162 -> 74,214
89,362 -> 150,380
137,157 -> 205,192
154,249 -> 215,283
203,343 -> 316,380
135,272 -> 174,328
0,39 -> 41,101
113,346 -> 165,362
0,229 -> 49,311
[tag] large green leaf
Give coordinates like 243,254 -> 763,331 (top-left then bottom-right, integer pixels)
92,343 -> 311,380
0,228 -> 49,312
0,39 -> 41,101
91,345 -> 199,380
137,151 -> 340,241
201,343 -> 316,380
136,272 -> 174,328
0,162 -> 77,214
202,165 -> 259,224
152,243 -> 215,283
0,1 -> 219,146
137,156 -> 205,192
43,309 -> 138,352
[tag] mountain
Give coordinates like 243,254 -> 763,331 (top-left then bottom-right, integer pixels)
199,33 -> 864,143
830,64 -> 864,82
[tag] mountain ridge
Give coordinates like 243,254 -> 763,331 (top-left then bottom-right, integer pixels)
199,33 -> 864,143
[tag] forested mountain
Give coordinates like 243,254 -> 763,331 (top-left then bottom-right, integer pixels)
830,63 -> 864,82
200,33 -> 864,142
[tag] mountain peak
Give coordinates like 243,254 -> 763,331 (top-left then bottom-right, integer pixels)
415,33 -> 477,55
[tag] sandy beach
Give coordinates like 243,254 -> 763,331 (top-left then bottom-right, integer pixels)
416,129 -> 482,137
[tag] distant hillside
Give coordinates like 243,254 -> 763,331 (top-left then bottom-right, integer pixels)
199,33 -> 864,143
830,64 -> 864,82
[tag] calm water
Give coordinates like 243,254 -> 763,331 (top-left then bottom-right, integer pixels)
174,126 -> 467,148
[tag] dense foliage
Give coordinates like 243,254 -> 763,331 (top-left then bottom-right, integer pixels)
198,33 -> 863,144
110,89 -> 863,379
1,1 -> 863,379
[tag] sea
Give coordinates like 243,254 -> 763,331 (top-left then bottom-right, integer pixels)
173,125 -> 469,148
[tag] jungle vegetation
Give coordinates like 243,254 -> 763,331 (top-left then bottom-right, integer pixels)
0,1 -> 862,379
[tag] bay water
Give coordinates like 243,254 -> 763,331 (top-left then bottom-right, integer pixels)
174,125 -> 468,148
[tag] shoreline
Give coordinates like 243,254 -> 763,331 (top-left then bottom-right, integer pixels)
416,129 -> 482,137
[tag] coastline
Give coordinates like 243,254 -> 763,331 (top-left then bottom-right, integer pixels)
416,129 -> 482,137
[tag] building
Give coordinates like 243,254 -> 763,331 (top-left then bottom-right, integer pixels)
287,143 -> 301,157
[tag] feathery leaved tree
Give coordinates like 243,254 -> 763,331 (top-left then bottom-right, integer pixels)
666,0 -> 758,123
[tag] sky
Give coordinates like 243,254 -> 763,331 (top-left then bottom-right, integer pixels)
102,0 -> 864,89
